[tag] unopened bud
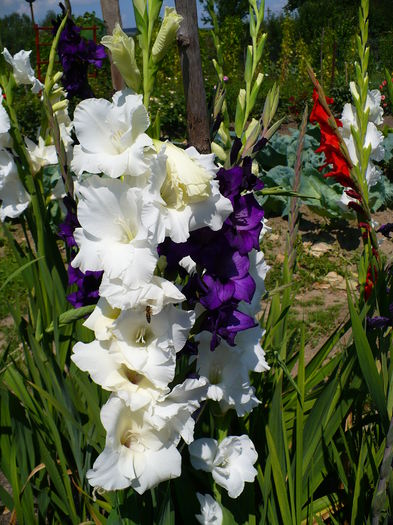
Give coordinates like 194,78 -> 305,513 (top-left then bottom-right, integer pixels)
151,8 -> 183,64
101,24 -> 141,92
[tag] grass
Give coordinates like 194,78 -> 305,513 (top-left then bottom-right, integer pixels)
0,228 -> 28,355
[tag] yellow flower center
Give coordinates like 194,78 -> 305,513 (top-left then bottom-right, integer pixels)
155,141 -> 212,210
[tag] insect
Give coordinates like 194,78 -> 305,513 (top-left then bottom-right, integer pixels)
145,305 -> 152,324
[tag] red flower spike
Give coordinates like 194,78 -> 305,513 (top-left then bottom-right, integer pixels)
310,88 -> 356,197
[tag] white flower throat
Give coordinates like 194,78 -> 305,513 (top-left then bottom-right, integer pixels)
115,216 -> 136,242
110,128 -> 128,154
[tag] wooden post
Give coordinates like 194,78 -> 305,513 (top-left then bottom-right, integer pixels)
175,0 -> 210,153
100,0 -> 124,91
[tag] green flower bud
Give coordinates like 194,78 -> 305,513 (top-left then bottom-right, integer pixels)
101,23 -> 141,92
133,0 -> 146,16
235,89 -> 246,137
350,81 -> 360,102
151,8 -> 183,64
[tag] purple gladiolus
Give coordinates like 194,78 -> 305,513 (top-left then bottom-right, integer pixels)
53,6 -> 106,99
203,304 -> 257,350
158,159 -> 265,349
67,265 -> 102,308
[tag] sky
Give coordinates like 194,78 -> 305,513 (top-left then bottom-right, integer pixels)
0,0 -> 287,27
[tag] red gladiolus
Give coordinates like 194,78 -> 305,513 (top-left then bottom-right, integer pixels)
364,264 -> 378,301
310,88 -> 353,190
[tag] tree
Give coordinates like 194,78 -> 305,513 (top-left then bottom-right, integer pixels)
199,0 -> 250,26
0,14 -> 34,58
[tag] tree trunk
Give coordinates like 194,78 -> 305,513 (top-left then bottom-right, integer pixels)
175,0 -> 210,153
100,0 -> 124,91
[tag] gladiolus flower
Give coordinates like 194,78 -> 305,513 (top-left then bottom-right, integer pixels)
2,48 -> 43,93
196,494 -> 223,525
189,435 -> 258,498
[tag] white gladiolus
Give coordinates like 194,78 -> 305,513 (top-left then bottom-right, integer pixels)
189,435 -> 258,498
73,305 -> 195,409
196,493 -> 223,525
2,48 -> 43,93
339,93 -> 385,209
83,298 -> 121,341
240,249 -> 269,318
366,89 -> 384,126
99,275 -> 185,313
0,149 -> 30,221
194,330 -> 266,416
71,90 -> 153,179
72,337 -> 174,411
0,89 -> 11,148
150,141 -> 233,243
72,175 -> 159,287
144,377 -> 208,444
25,137 -> 58,174
87,395 -> 182,493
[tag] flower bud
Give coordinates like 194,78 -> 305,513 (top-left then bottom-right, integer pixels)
151,8 -> 183,65
235,89 -> 246,137
101,24 -> 141,92
133,0 -> 146,16
350,81 -> 360,102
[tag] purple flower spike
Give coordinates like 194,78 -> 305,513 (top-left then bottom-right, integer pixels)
54,5 -> 106,99
378,223 -> 393,239
158,159 -> 266,350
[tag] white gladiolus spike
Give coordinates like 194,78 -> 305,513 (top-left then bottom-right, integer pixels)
71,90 -> 153,179
2,48 -> 43,93
339,92 -> 385,209
189,435 -> 258,499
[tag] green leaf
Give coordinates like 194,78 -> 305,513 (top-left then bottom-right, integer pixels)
266,426 -> 294,525
347,288 -> 389,433
0,256 -> 44,294
45,304 -> 95,332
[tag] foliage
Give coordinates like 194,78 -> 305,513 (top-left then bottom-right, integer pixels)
199,0 -> 250,25
257,126 -> 393,218
0,14 -> 34,61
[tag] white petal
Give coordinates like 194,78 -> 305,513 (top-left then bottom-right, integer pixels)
100,275 -> 185,313
189,438 -> 218,471
132,444 -> 182,494
196,493 -> 223,525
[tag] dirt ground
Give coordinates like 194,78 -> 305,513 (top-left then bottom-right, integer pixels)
261,205 -> 393,362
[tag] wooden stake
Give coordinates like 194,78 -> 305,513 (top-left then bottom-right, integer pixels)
175,0 -> 210,153
100,0 -> 124,91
